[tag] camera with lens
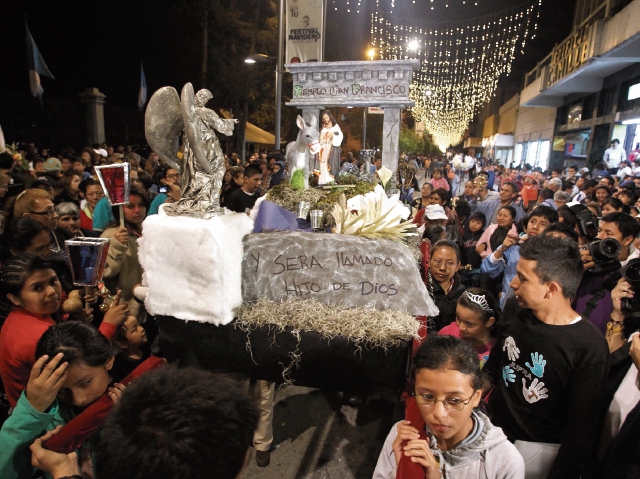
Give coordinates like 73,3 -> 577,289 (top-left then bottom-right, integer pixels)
569,203 -> 599,240
621,259 -> 640,318
585,238 -> 621,275
568,203 -> 622,275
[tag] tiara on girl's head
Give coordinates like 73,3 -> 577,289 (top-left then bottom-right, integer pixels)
465,291 -> 492,312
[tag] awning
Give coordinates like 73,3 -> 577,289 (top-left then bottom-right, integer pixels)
220,110 -> 275,145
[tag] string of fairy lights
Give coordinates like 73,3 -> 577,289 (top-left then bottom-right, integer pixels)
371,0 -> 542,148
331,0 -> 480,14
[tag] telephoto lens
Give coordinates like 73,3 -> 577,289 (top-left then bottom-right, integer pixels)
588,238 -> 621,262
622,258 -> 640,288
621,259 -> 640,315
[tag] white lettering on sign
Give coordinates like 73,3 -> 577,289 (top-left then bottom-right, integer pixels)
241,232 -> 436,315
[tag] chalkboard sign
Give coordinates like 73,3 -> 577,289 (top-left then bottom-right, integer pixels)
242,231 -> 438,317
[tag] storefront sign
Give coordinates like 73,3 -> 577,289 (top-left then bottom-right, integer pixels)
285,0 -> 324,63
548,21 -> 598,87
241,231 -> 436,316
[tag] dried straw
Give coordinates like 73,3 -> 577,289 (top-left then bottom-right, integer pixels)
236,298 -> 420,349
403,234 -> 423,265
235,296 -> 420,386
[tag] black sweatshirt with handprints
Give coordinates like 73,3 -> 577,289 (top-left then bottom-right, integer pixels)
484,308 -> 609,479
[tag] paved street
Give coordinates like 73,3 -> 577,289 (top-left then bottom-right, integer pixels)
244,386 -> 398,479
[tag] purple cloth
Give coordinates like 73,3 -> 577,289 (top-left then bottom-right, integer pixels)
573,273 -> 612,335
252,200 -> 313,233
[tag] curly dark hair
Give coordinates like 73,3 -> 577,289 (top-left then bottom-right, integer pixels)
96,367 -> 259,479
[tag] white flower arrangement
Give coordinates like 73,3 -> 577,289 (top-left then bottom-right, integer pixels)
452,154 -> 475,172
376,166 -> 393,189
332,185 -> 417,241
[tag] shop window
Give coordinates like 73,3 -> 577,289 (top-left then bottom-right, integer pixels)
515,143 -> 524,164
526,141 -> 539,166
565,131 -> 590,157
620,77 -> 640,112
631,124 -> 640,151
538,141 -> 550,170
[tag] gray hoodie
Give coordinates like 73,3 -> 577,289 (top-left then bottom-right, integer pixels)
372,410 -> 524,479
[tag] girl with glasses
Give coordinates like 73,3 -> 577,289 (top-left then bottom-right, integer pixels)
426,240 -> 466,333
373,335 -> 524,479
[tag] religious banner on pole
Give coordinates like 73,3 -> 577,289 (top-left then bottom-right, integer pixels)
285,0 -> 324,63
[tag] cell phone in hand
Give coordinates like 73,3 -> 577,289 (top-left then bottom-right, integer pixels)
159,185 -> 169,194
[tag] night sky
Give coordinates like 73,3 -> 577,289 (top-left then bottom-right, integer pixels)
1,0 -> 576,107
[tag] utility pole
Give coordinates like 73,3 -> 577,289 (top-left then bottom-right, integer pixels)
275,0 -> 285,151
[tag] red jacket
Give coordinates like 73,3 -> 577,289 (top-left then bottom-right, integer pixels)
0,308 -> 117,407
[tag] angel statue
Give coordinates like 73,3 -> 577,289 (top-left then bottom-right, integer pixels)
145,83 -> 237,218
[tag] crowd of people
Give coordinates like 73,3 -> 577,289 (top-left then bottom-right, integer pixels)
0,139 -> 638,479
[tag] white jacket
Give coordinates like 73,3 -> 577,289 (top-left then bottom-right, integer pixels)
372,410 -> 524,479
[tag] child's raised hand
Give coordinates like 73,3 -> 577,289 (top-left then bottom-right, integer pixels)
108,383 -> 126,404
30,426 -> 80,478
26,354 -> 68,413
403,438 -> 440,479
392,420 -> 421,465
113,227 -> 129,245
83,287 -> 99,305
103,290 -> 130,327
502,235 -> 519,250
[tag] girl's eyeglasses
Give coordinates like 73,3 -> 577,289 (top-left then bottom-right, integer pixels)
411,391 -> 477,411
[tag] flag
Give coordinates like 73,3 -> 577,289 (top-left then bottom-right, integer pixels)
25,21 -> 55,98
138,63 -> 147,110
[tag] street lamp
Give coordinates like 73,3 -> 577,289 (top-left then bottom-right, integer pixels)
244,51 -> 282,157
243,0 -> 284,153
245,54 -> 272,64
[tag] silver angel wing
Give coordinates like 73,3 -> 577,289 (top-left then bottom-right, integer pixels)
180,83 -> 213,175
144,87 -> 184,172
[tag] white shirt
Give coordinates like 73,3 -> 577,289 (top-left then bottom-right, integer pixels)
598,332 -> 640,459
604,146 -> 627,168
616,166 -> 632,180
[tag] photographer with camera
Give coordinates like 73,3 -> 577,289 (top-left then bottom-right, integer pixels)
607,266 -> 640,352
584,262 -> 640,479
597,212 -> 640,266
572,208 -> 640,334
148,166 -> 181,216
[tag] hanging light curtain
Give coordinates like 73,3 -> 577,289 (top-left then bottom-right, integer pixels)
372,0 -> 542,149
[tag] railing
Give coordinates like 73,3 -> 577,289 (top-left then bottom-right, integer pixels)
0,91 -> 86,149
524,53 -> 552,88
0,91 -> 146,150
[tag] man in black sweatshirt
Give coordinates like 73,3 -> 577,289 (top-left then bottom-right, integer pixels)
226,164 -> 263,213
485,234 -> 609,479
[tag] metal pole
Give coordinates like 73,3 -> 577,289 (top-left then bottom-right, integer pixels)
322,0 -> 327,61
275,0 -> 285,151
362,107 -> 368,149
